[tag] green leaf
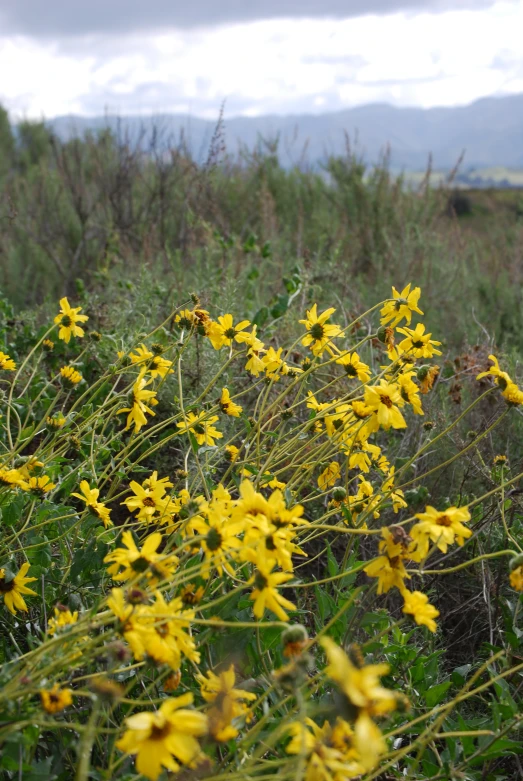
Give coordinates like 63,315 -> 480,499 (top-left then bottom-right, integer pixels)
424,680 -> 452,707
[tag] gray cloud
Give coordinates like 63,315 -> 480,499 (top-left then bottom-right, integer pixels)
0,0 -> 504,37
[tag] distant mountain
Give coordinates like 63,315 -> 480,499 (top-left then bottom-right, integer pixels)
45,94 -> 523,171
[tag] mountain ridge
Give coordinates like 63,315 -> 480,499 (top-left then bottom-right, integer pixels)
43,93 -> 523,170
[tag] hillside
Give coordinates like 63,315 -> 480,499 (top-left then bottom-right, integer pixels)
45,93 -> 523,170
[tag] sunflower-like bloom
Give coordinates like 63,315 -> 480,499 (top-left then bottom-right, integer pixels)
47,413 -> 67,429
299,304 -> 342,357
0,467 -> 27,489
476,355 -> 523,403
190,507 -> 245,578
219,387 -> 243,417
122,477 -> 180,526
364,380 -> 406,431
60,366 -> 83,387
286,718 -> 365,781
336,351 -> 371,383
177,411 -> 222,447
47,606 -> 79,635
128,344 -> 173,379
54,297 -> 88,343
321,638 -> 399,771
104,530 -> 177,583
364,526 -> 412,593
197,665 -> 256,741
116,694 -> 208,781
318,461 -> 341,490
0,351 -> 16,371
119,369 -> 158,433
139,591 -> 200,669
247,554 -> 296,621
72,480 -> 113,527
40,684 -> 73,714
397,371 -> 424,414
0,562 -> 37,614
402,590 -> 439,633
380,284 -> 423,328
27,475 -> 56,495
207,314 -> 251,350
410,505 -> 472,559
225,444 -> 240,462
397,322 -> 442,359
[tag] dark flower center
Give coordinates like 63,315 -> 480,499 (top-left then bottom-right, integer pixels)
131,556 -> 150,573
345,364 -> 358,377
61,315 -> 72,327
206,528 -> 223,551
142,497 -> 156,507
437,515 -> 453,527
310,323 -> 325,340
254,571 -> 268,590
224,328 -> 237,339
0,578 -> 15,594
380,394 -> 393,409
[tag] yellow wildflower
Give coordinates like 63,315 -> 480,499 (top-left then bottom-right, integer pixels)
364,380 -> 406,431
197,665 -> 256,741
48,606 -> 79,635
71,480 -> 113,527
0,351 -> 16,371
380,284 -> 423,328
299,304 -> 341,357
220,387 -> 243,417
177,411 -> 222,447
336,351 -> 371,382
116,694 -> 208,781
60,366 -> 82,387
128,344 -> 173,379
318,461 -> 341,490
40,684 -> 73,714
397,323 -> 442,359
27,475 -> 56,495
119,369 -> 158,433
410,505 -> 472,559
207,314 -> 251,350
402,590 -> 439,633
104,531 -> 177,583
0,563 -> 37,615
54,297 -> 88,343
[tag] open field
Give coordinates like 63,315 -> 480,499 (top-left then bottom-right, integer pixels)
0,120 -> 523,780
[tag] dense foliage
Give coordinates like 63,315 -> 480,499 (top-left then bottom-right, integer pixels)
0,278 -> 522,780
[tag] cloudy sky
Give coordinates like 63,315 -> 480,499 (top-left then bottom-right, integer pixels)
0,0 -> 522,119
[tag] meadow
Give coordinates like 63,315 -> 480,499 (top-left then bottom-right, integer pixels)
0,114 -> 522,780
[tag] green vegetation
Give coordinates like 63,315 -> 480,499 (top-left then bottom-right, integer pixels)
0,108 -> 522,780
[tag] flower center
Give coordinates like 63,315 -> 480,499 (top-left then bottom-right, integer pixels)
61,315 -> 72,327
131,556 -> 150,573
142,497 -> 156,507
193,423 -> 205,435
150,722 -> 171,740
0,578 -> 15,594
345,364 -> 358,377
254,571 -> 268,590
310,323 -> 325,340
437,514 -> 453,527
412,340 -> 424,348
206,528 -> 223,551
379,394 -> 393,408
224,327 -> 237,339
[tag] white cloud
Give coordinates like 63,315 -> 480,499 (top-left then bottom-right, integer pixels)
0,0 -> 522,118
